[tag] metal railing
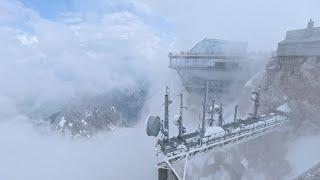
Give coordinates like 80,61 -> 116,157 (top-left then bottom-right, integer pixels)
169,59 -> 242,70
157,114 -> 289,162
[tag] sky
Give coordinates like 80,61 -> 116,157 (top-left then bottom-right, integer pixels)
0,0 -> 318,125
0,0 -> 318,131
0,1 -> 320,179
18,0 -> 320,51
138,0 -> 320,51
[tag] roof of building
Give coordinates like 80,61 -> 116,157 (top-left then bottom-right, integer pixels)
280,19 -> 320,43
277,19 -> 320,56
189,38 -> 247,56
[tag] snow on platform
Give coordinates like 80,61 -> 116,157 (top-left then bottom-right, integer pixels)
277,103 -> 292,113
205,126 -> 225,136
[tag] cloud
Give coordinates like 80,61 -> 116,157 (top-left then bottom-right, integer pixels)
0,120 -> 156,180
0,0 -> 170,117
134,0 -> 320,51
285,134 -> 320,178
0,0 -> 36,25
0,1 -> 171,179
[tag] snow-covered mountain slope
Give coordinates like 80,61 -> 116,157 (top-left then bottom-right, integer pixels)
49,84 -> 148,137
260,57 -> 320,131
181,56 -> 320,180
235,56 -> 320,179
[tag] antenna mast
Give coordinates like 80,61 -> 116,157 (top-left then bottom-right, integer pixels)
209,100 -> 215,126
250,87 -> 261,119
234,105 -> 238,123
218,103 -> 224,127
163,86 -> 170,141
201,82 -> 209,135
178,93 -> 186,138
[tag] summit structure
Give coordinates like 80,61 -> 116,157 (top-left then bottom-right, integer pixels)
277,19 -> 320,57
169,38 -> 249,98
266,19 -> 320,86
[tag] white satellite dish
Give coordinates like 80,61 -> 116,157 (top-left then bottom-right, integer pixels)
146,116 -> 161,137
173,115 -> 180,126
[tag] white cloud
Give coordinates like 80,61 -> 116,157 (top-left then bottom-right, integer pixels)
0,0 -> 170,116
16,34 -> 39,47
0,120 -> 156,180
0,1 -> 171,179
0,0 -> 37,24
134,0 -> 320,51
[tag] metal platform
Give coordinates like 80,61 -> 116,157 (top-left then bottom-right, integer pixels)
295,162 -> 320,180
157,114 -> 289,180
146,86 -> 290,180
168,39 -> 249,95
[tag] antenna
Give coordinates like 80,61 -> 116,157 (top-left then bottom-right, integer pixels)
146,85 -> 290,180
163,86 -> 170,141
250,86 -> 261,119
201,82 -> 209,135
209,100 -> 215,126
234,105 -> 238,123
177,93 -> 187,138
218,103 -> 224,127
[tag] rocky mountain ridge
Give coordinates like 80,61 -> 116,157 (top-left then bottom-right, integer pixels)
49,84 -> 148,137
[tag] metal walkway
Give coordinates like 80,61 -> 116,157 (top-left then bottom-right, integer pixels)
157,114 -> 289,180
146,86 -> 290,180
295,162 -> 320,180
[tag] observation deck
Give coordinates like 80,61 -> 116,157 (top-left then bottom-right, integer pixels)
169,38 -> 249,95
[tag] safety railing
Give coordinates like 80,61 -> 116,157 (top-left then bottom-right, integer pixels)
158,114 -> 289,159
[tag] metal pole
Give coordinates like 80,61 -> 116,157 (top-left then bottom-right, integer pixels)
234,105 -> 238,123
252,87 -> 261,119
218,103 -> 224,127
178,93 -> 186,138
209,100 -> 215,126
182,154 -> 189,180
201,82 -> 209,135
164,86 -> 170,140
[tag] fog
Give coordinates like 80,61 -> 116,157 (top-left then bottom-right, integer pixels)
1,0 -> 320,179
0,118 -> 156,180
0,1 -> 167,179
285,134 -> 320,179
135,0 -> 320,51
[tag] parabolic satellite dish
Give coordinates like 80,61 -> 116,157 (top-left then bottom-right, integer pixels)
146,116 -> 161,137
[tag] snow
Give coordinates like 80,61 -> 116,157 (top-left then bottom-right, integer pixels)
277,103 -> 292,113
109,122 -> 117,131
173,115 -> 180,126
205,126 -> 225,136
84,111 -> 92,118
81,119 -> 87,125
245,72 -> 261,88
109,106 -> 116,113
16,34 -> 39,47
241,158 -> 249,169
282,95 -> 289,101
59,116 -> 66,127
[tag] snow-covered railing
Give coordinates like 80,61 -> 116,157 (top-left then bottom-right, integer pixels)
169,51 -> 247,57
157,113 -> 289,164
169,58 -> 242,70
148,86 -> 290,180
156,114 -> 289,180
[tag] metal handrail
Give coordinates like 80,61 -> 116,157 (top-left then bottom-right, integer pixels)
157,115 -> 288,158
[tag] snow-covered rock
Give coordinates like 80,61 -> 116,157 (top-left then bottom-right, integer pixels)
276,103 -> 291,113
49,85 -> 148,137
205,126 -> 225,136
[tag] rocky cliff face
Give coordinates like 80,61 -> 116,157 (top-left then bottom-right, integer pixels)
236,56 -> 320,179
261,57 -> 320,131
187,57 -> 320,180
49,84 -> 148,137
